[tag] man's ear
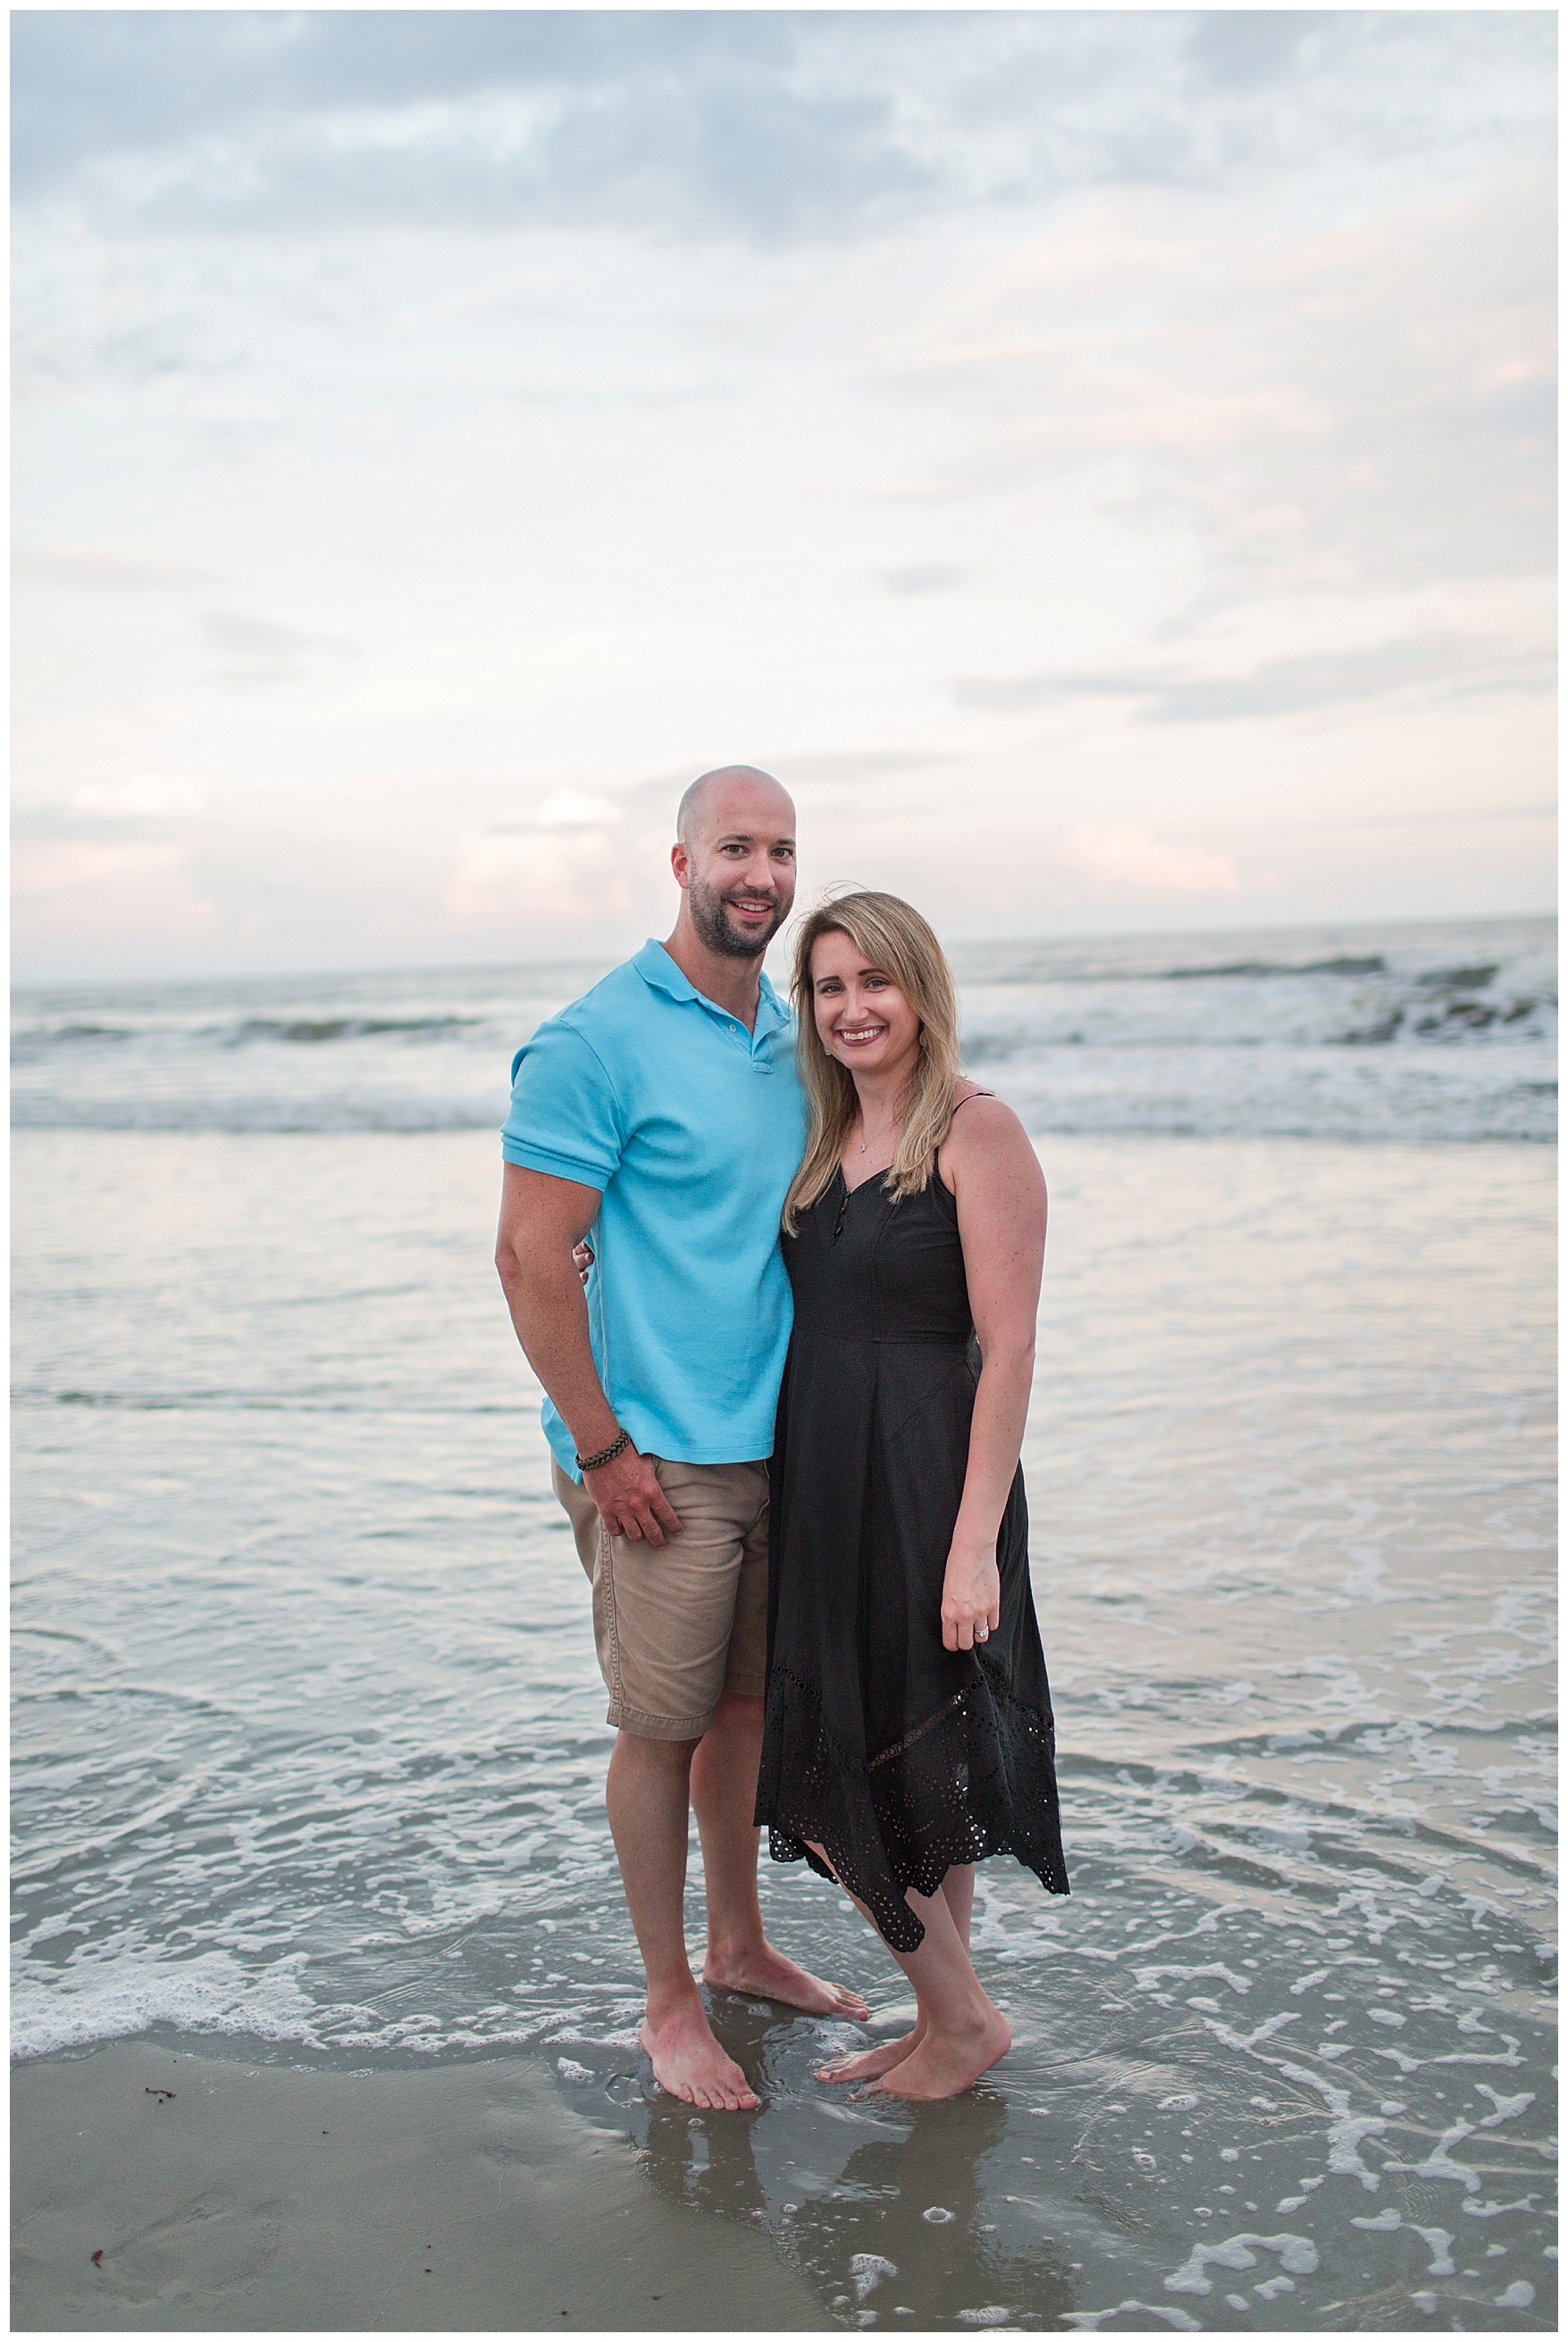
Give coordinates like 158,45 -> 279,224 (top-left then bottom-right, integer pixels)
670,842 -> 692,891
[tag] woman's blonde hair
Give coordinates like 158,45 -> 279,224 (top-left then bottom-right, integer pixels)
782,890 -> 963,1235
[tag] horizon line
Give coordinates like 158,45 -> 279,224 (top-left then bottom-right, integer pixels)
12,904 -> 1557,997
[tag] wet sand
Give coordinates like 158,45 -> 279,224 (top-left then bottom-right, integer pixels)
12,2041 -> 827,2330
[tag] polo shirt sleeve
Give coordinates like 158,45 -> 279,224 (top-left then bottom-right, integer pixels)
500,1019 -> 625,1191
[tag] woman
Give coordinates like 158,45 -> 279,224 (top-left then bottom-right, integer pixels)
755,891 -> 1068,2101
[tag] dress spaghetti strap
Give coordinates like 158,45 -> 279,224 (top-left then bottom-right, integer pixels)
936,1086 -> 995,1190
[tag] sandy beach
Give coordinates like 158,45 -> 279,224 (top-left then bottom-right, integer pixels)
13,2041 -> 826,2330
13,929 -> 1556,2333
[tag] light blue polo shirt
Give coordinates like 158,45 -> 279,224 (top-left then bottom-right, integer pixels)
502,939 -> 806,1479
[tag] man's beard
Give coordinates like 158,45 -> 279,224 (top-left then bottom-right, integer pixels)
687,873 -> 786,960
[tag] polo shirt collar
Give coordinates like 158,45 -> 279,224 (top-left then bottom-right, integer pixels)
633,939 -> 789,1029
632,939 -> 700,1003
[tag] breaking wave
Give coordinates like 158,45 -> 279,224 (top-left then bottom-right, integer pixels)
12,917 -> 1555,1142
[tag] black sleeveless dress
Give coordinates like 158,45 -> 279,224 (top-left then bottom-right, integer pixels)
754,1158 -> 1069,1952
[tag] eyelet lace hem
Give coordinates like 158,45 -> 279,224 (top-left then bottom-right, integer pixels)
755,1658 -> 1070,1953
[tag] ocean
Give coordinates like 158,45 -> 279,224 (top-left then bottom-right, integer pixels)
11,914 -> 1555,1146
12,913 -> 1556,2332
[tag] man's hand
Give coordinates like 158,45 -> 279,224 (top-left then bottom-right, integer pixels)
586,1445 -> 683,1547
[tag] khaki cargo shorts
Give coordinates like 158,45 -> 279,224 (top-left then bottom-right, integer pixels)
551,1455 -> 770,1741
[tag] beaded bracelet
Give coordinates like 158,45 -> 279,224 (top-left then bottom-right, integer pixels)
574,1428 -> 633,1474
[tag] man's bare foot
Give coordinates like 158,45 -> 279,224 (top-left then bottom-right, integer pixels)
817,2021 -> 926,2083
862,2006 -> 1010,2102
640,2003 -> 759,2111
704,1943 -> 869,2020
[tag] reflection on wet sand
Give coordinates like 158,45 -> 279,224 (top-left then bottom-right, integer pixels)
629,2004 -> 1077,2329
778,2094 -> 1075,2329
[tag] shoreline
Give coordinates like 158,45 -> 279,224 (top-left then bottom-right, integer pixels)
12,2041 -> 829,2332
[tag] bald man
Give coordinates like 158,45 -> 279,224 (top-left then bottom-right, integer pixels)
496,767 -> 868,2111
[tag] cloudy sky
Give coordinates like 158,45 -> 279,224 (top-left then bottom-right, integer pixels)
13,8 -> 1556,980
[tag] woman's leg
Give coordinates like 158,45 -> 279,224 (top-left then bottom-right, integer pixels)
816,1862 -> 975,2082
813,1862 -> 1003,2094
817,2006 -> 927,2084
863,1873 -> 1009,2099
812,1839 -> 927,2081
939,1861 -> 975,1948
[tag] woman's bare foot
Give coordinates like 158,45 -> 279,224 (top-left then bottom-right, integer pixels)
703,1942 -> 869,2019
817,2022 -> 926,2083
640,2004 -> 759,2111
863,2005 -> 1010,2102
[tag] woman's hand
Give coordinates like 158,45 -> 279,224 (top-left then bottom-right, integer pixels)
942,1539 -> 1002,1651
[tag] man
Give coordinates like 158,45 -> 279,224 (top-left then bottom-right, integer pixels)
495,764 -> 868,2113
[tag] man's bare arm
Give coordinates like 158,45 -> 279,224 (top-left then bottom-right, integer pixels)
495,1163 -> 681,1546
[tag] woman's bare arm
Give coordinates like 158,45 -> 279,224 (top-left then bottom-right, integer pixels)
938,1095 -> 1047,1651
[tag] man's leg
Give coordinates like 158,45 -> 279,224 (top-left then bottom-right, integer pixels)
604,1725 -> 759,2112
691,1690 -> 869,2019
558,1455 -> 865,2088
554,1461 -> 759,2112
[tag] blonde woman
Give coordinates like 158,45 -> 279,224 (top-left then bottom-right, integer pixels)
755,892 -> 1068,2100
